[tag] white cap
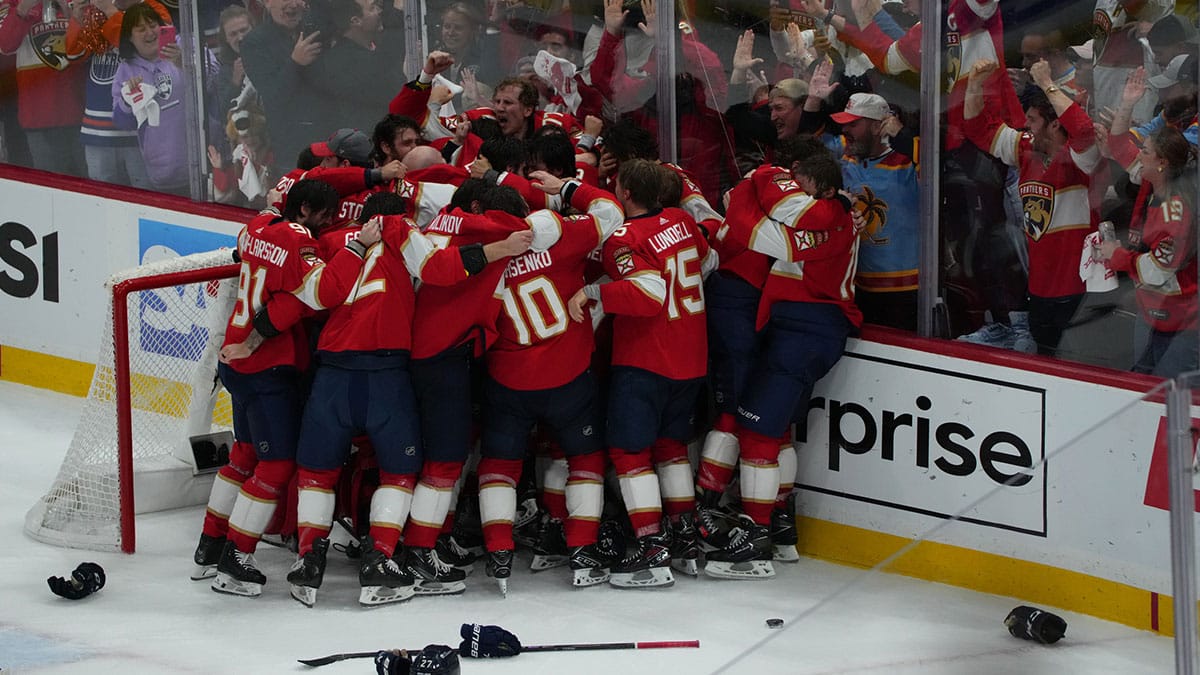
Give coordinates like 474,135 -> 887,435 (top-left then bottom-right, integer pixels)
1149,53 -> 1199,89
830,93 -> 891,123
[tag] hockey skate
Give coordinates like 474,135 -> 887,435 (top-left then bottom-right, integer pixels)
359,548 -> 417,606
667,516 -> 700,577
286,538 -> 329,607
511,494 -> 541,548
530,515 -> 569,572
609,529 -> 674,589
436,533 -> 477,576
405,546 -> 468,595
771,493 -> 800,563
569,519 -> 625,588
191,533 -> 225,581
703,517 -> 775,581
211,540 -> 266,597
485,549 -> 514,597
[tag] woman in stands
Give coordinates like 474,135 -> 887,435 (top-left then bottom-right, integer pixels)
111,3 -> 188,195
1099,127 -> 1199,377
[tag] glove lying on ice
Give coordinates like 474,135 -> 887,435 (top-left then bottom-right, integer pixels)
459,623 -> 522,658
47,562 -> 106,600
375,644 -> 459,675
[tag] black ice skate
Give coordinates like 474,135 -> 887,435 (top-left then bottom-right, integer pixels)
286,537 -> 329,607
703,517 -> 775,581
530,515 -> 569,572
358,548 -> 417,606
609,529 -> 674,589
771,492 -> 800,563
405,546 -> 468,595
485,549 -> 514,597
668,516 -> 700,577
569,518 -> 625,588
211,540 -> 266,597
191,533 -> 225,581
435,533 -> 477,576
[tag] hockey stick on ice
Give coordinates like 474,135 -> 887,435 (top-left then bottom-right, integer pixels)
299,640 -> 700,667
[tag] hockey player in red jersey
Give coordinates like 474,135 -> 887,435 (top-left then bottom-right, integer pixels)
567,159 -> 717,589
475,172 -> 624,594
282,192 -> 533,607
403,183 -> 544,593
196,179 -> 380,597
702,152 -> 860,581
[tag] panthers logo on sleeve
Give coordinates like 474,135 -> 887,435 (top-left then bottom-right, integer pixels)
611,245 -> 635,276
1019,181 -> 1054,241
1153,236 -> 1176,267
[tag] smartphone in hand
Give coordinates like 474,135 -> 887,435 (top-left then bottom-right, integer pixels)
157,25 -> 177,57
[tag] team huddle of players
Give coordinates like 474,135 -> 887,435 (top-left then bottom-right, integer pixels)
186,62 -> 862,606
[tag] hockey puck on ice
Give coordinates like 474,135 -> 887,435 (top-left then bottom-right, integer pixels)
766,618 -> 784,629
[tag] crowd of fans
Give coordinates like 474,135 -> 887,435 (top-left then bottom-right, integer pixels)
0,0 -> 1197,373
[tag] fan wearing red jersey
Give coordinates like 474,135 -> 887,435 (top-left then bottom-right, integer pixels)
567,159 -> 717,589
197,180 -> 381,598
475,172 -> 624,594
705,153 -> 860,581
282,192 -> 533,607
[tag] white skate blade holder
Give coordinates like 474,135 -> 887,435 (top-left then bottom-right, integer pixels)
190,563 -> 217,581
530,553 -> 568,572
291,584 -> 318,608
703,560 -> 776,580
573,567 -> 611,587
211,573 -> 262,597
609,567 -> 675,589
413,579 -> 467,596
359,583 -> 417,606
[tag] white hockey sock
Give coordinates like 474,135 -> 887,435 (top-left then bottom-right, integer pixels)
226,492 -> 276,540
205,472 -> 242,521
297,485 -> 336,533
370,484 -> 414,531
479,483 -> 517,528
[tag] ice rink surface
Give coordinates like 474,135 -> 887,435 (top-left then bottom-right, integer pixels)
0,381 -> 1179,674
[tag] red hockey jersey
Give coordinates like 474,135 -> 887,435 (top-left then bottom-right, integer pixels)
317,215 -> 477,354
600,207 -> 711,380
223,212 -> 367,374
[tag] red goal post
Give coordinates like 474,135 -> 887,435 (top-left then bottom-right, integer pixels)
25,249 -> 240,553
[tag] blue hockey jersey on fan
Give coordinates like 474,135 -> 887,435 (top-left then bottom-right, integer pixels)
840,147 -> 919,293
81,49 -> 138,149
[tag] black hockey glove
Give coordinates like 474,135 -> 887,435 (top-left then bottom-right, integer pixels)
411,644 -> 460,675
1004,605 -> 1066,644
374,649 -> 411,675
458,623 -> 521,658
47,562 -> 105,600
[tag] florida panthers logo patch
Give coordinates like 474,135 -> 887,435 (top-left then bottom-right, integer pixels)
612,245 -> 634,276
943,31 -> 961,94
31,21 -> 75,71
1154,236 -> 1176,267
1019,181 -> 1054,241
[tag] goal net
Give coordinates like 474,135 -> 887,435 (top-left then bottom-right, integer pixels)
25,249 -> 241,553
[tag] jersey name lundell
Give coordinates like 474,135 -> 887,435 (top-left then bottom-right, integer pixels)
648,222 -> 691,254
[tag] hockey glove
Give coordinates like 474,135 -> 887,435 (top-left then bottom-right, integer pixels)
374,649 -> 411,675
411,644 -> 460,675
1004,605 -> 1066,644
458,623 -> 522,658
47,562 -> 106,600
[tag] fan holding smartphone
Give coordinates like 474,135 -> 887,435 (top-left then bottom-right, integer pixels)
110,3 -> 189,194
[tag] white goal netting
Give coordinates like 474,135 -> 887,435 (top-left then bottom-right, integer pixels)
25,249 -> 240,552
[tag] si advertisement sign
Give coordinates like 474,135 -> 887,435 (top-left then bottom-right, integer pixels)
136,220 -> 235,362
797,353 -> 1047,536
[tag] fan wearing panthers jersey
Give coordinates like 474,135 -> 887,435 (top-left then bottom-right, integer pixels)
475,172 -> 624,594
567,159 -> 717,589
963,59 -> 1100,356
196,179 -> 380,598
285,192 -> 534,607
704,153 -> 860,581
